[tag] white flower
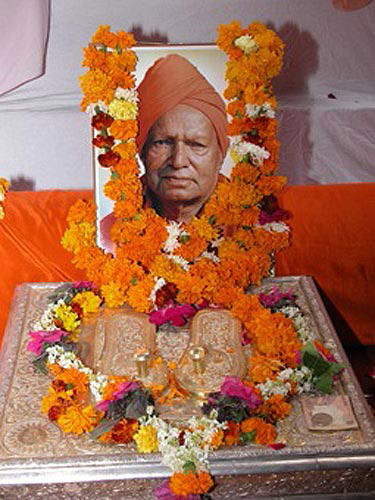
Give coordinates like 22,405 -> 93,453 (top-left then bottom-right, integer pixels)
163,221 -> 183,253
149,277 -> 166,305
234,34 -> 258,54
231,136 -> 270,166
166,253 -> 190,271
258,222 -> 289,233
198,251 -> 220,263
245,102 -> 275,119
114,87 -> 138,102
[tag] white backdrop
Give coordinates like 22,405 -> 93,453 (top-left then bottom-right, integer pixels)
0,0 -> 374,189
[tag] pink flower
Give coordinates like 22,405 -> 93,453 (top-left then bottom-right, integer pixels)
96,381 -> 140,412
259,286 -> 295,308
220,376 -> 261,409
72,281 -> 95,290
149,302 -> 196,327
154,480 -> 200,500
27,329 -> 68,356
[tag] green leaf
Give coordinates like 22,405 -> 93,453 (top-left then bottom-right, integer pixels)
208,215 -> 217,225
183,461 -> 197,474
32,354 -> 48,375
111,171 -> 120,180
314,373 -> 334,394
130,276 -> 138,286
240,430 -> 256,445
90,418 -> 120,439
180,234 -> 190,244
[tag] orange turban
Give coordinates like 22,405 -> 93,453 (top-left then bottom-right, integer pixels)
136,54 -> 229,156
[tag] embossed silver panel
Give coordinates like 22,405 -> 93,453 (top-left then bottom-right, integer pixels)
0,277 -> 374,498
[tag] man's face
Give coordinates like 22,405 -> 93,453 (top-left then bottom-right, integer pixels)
142,104 -> 223,207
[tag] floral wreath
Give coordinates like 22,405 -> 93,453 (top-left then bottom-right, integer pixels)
27,23 -> 344,499
0,178 -> 9,219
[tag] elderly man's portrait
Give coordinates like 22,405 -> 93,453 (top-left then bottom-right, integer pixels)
96,46 -> 229,253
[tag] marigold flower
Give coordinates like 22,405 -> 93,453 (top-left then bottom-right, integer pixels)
110,119 -> 138,140
133,425 -> 158,453
169,471 -> 214,496
240,417 -> 277,445
100,282 -> 126,308
91,25 -> 118,48
79,69 -> 115,104
57,405 -> 100,435
255,394 -> 291,423
71,291 -> 101,315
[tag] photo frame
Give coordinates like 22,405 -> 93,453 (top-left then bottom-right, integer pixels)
93,44 -> 229,249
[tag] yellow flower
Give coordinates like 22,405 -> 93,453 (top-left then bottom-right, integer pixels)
234,34 -> 258,54
71,291 -> 101,315
133,425 -> 158,453
54,303 -> 80,332
100,281 -> 126,308
108,98 -> 138,120
61,222 -> 96,254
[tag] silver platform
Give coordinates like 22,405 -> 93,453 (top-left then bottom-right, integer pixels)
0,276 -> 374,499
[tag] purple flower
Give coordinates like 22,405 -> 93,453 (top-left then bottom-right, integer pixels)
220,376 -> 261,409
27,329 -> 68,356
154,480 -> 200,500
96,381 -> 140,412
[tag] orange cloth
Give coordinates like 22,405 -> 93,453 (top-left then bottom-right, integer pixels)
1,185 -> 374,347
276,183 -> 375,346
136,54 -> 229,155
0,190 -> 91,342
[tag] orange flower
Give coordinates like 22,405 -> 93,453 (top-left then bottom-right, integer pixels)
169,471 -> 214,496
224,420 -> 241,446
126,274 -> 155,313
241,417 -> 277,445
99,418 -> 138,444
116,30 -> 136,49
57,367 -> 89,396
255,394 -> 291,423
91,25 -> 118,48
57,404 -> 100,435
210,429 -> 224,450
110,119 -> 138,140
79,69 -> 115,105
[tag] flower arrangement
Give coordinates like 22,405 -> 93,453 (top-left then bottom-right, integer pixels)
45,22 -> 345,498
28,281 -> 343,499
0,178 -> 9,219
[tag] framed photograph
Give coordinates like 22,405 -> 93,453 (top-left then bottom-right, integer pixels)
93,44 -> 230,249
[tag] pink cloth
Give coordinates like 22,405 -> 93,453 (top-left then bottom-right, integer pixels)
0,0 -> 50,96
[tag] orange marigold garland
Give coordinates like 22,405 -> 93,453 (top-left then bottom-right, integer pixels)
62,22 -> 290,325
36,23 -> 345,500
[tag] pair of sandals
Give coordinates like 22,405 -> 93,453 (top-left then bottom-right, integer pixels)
81,307 -> 246,397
